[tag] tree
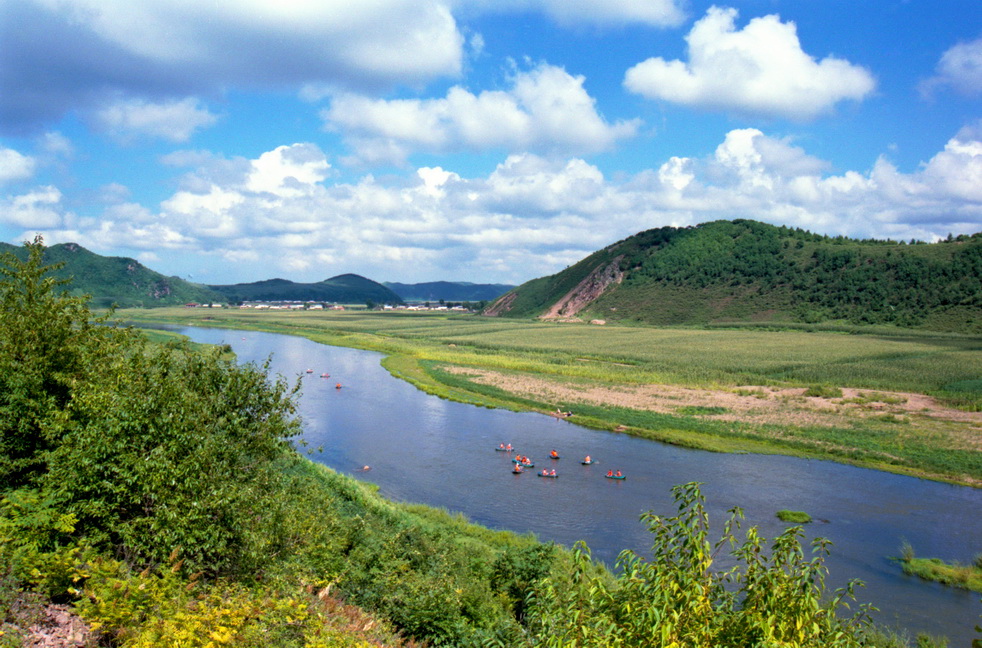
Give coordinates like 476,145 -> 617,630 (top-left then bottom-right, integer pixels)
0,236 -> 121,489
0,236 -> 304,576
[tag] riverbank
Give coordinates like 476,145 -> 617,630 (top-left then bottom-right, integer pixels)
119,308 -> 982,487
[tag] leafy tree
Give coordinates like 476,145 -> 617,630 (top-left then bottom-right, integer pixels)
0,236 -> 122,489
0,237 -> 303,577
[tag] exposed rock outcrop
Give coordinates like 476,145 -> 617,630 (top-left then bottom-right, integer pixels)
483,291 -> 517,317
540,256 -> 623,320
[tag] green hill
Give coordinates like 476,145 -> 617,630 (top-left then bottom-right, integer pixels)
209,273 -> 402,304
0,241 -> 223,308
384,280 -> 513,302
485,219 -> 982,333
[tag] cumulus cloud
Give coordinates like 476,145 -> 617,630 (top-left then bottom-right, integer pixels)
93,97 -> 219,142
323,63 -> 640,165
0,186 -> 65,228
0,147 -> 37,184
921,37 -> 982,97
30,126 -> 982,283
0,0 -> 464,133
624,6 -> 876,120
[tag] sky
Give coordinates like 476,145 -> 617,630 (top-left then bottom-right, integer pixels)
1,0 -> 981,286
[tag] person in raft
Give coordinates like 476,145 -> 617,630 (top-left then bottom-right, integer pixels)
606,470 -> 613,477
584,455 -> 591,463
499,443 -> 506,449
550,450 -> 559,458
506,443 -> 513,451
615,470 -> 622,477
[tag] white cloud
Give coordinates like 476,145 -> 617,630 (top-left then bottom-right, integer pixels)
0,185 -> 64,228
3,0 -> 465,133
93,97 -> 218,142
324,63 -> 640,164
921,37 -> 982,97
0,147 -> 37,184
624,6 -> 875,120
31,126 -> 982,283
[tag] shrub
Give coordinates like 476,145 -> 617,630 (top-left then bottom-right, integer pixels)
523,482 -> 873,647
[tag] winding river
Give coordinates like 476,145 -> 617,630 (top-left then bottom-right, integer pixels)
175,326 -> 981,643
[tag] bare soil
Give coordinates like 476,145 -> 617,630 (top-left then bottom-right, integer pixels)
442,366 -> 982,453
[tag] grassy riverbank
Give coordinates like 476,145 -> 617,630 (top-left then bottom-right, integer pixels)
119,308 -> 982,487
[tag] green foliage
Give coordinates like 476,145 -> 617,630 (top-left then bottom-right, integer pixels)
804,384 -> 844,398
209,273 -> 402,305
0,237 -> 303,578
897,555 -> 982,593
776,509 -> 813,524
494,219 -> 982,332
522,482 -> 874,647
0,239 -> 223,308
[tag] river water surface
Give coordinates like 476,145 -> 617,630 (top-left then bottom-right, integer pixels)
175,326 -> 981,643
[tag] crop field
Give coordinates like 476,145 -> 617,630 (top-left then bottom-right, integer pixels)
121,308 -> 982,485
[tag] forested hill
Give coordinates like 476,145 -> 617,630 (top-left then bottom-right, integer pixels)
0,241 -> 223,307
384,280 -> 514,302
208,273 -> 402,304
485,219 -> 982,333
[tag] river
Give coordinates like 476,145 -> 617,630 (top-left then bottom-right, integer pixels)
174,326 -> 981,643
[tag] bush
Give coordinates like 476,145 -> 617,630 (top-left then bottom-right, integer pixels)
523,482 -> 873,647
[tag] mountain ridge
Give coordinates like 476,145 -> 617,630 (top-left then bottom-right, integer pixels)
484,219 -> 982,333
0,241 -> 224,308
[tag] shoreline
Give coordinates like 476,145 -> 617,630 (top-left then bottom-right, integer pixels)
120,310 -> 982,489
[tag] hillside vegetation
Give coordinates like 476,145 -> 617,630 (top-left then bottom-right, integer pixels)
0,241 -> 222,308
209,273 -> 402,304
2,237 -> 921,647
487,220 -> 982,333
384,281 -> 513,302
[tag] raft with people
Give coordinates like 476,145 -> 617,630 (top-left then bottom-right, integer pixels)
537,470 -> 558,478
581,455 -> 595,465
605,470 -> 626,480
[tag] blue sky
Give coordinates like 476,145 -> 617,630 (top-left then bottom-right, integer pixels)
1,0 -> 981,285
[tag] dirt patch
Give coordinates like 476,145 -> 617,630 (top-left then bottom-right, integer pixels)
441,367 -> 982,452
24,604 -> 95,648
541,257 -> 623,320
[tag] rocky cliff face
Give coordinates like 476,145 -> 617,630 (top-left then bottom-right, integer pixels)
540,256 -> 623,320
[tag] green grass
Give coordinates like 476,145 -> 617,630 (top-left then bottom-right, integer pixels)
117,308 -> 982,486
776,510 -> 812,524
897,556 -> 982,593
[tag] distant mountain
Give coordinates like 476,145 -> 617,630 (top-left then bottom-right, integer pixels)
0,241 -> 223,308
384,281 -> 514,302
209,273 -> 402,304
484,219 -> 982,333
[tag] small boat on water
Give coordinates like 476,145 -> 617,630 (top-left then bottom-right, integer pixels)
320,373 -> 330,378
537,471 -> 558,478
605,474 -> 626,480
305,368 -> 313,373
512,466 -> 524,474
495,445 -> 514,452
581,459 -> 595,465
512,459 -> 535,468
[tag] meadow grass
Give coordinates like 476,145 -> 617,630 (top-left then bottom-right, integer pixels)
119,309 -> 982,485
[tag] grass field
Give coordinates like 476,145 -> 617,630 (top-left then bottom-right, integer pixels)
119,308 -> 982,486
